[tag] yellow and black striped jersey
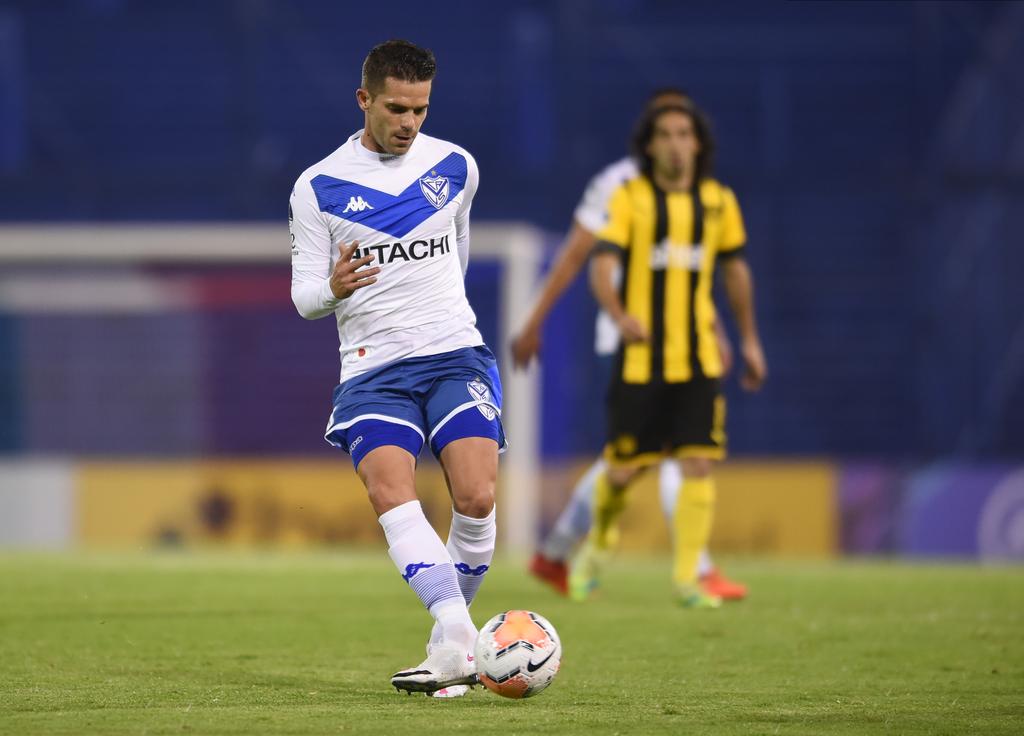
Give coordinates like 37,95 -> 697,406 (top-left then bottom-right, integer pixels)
596,175 -> 746,384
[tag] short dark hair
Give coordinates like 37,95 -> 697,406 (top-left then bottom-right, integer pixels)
361,39 -> 437,94
630,102 -> 716,183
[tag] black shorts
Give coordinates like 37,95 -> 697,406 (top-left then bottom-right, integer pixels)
604,377 -> 726,466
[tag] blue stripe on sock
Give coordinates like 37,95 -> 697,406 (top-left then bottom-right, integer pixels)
455,572 -> 486,605
407,562 -> 463,610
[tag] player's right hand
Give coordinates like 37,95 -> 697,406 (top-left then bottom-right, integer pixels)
511,326 -> 542,370
616,314 -> 649,344
739,337 -> 767,392
330,240 -> 380,299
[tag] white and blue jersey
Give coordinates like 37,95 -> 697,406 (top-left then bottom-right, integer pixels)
290,129 -> 483,381
289,130 -> 504,466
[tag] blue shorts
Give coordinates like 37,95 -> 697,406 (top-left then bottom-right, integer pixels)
324,345 -> 507,468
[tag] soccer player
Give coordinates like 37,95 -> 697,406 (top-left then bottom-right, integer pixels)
289,40 -> 502,696
513,89 -> 746,601
571,100 -> 766,608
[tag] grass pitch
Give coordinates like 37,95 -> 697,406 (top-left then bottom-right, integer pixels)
0,552 -> 1021,735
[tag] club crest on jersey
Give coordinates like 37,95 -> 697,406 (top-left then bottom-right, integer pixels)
468,378 -> 497,421
419,170 -> 450,209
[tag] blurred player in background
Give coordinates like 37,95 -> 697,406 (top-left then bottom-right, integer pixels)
290,40 -> 502,696
572,100 -> 766,608
512,89 -> 747,601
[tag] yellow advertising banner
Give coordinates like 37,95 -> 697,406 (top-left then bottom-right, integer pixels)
708,461 -> 839,556
540,459 -> 839,557
77,459 -> 454,547
78,458 -> 838,556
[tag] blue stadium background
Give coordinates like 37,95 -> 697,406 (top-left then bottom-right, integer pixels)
1,0 -> 1023,460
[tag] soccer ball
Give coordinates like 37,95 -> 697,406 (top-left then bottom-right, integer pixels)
474,610 -> 561,698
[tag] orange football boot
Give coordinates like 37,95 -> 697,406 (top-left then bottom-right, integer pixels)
699,567 -> 748,601
529,552 -> 568,596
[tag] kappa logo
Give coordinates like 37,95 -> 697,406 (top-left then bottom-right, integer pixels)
454,562 -> 490,577
467,379 -> 497,421
419,170 -> 450,209
401,561 -> 436,582
342,195 -> 374,213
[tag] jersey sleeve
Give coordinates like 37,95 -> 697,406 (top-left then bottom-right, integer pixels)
573,167 -> 618,234
454,151 -> 479,277
595,183 -> 632,250
717,186 -> 747,256
290,175 -> 342,319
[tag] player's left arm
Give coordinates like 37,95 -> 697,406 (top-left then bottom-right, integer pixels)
720,256 -> 765,391
590,184 -> 648,344
590,249 -> 646,344
453,153 -> 480,277
717,185 -> 765,391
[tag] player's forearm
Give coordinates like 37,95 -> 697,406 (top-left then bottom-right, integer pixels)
721,258 -> 759,342
523,222 -> 597,330
291,276 -> 341,320
589,251 -> 626,321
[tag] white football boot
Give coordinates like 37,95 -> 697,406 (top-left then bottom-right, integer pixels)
422,632 -> 471,698
425,684 -> 471,698
391,644 -> 478,695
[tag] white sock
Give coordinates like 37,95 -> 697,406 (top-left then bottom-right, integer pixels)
430,505 -> 496,650
698,548 -> 713,578
658,458 -> 682,520
447,505 -> 496,605
541,458 -> 606,561
378,500 -> 476,651
659,459 -> 713,576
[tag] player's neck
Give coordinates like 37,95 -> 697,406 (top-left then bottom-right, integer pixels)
355,128 -> 412,163
359,128 -> 386,154
652,168 -> 694,192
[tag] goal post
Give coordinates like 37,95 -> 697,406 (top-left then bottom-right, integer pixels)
476,225 -> 544,555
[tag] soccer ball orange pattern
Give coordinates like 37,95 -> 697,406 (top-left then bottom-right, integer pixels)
474,610 -> 561,698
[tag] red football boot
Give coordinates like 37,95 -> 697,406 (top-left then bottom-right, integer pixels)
529,552 -> 568,596
699,567 -> 748,601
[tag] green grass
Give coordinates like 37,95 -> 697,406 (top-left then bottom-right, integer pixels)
0,552 -> 1021,735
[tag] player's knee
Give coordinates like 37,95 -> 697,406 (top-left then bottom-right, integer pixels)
365,480 -> 417,516
681,458 -> 713,477
456,497 -> 495,519
607,465 -> 639,487
451,479 -> 495,518
439,434 -> 499,518
450,468 -> 493,515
